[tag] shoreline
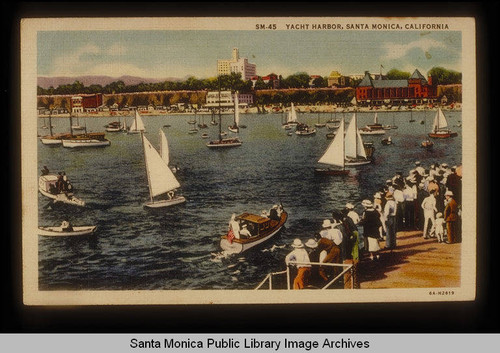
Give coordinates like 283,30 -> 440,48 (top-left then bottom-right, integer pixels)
37,105 -> 462,119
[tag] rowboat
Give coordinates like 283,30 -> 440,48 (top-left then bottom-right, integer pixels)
220,206 -> 288,254
38,225 -> 97,237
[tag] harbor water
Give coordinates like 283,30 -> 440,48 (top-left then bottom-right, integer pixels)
37,110 -> 462,290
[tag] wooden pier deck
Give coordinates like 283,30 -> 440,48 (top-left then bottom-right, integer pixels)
358,230 -> 461,289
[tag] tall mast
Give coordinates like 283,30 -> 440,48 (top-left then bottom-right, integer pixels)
48,112 -> 53,136
342,116 -> 345,171
69,112 -> 74,136
141,131 -> 154,203
218,75 -> 222,141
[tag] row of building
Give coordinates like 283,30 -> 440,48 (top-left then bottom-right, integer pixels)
37,47 -> 446,113
218,47 -> 441,106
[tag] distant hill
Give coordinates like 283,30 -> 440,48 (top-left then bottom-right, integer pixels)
37,75 -> 182,88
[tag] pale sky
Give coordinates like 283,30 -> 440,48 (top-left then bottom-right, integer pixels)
37,30 -> 462,79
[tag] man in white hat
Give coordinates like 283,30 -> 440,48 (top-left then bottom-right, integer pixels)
360,199 -> 382,260
345,203 -> 360,225
415,161 -> 425,176
421,190 -> 438,239
285,238 -> 311,289
384,192 -> 397,249
320,219 -> 343,247
443,190 -> 459,244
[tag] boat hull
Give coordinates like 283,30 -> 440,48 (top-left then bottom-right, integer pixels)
314,168 -> 350,176
144,196 -> 186,208
38,175 -> 86,206
106,127 -> 122,132
38,226 -> 97,237
62,139 -> 111,148
220,212 -> 288,254
206,138 -> 242,148
345,158 -> 371,166
295,130 -> 316,136
428,131 -> 458,139
359,129 -> 385,135
40,138 -> 62,145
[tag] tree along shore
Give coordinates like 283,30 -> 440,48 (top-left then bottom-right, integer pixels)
37,84 -> 462,114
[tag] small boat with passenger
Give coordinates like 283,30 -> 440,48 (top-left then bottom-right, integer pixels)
220,204 -> 288,254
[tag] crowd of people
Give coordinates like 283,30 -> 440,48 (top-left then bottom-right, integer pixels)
284,161 -> 462,290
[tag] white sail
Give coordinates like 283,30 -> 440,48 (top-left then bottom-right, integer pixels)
287,103 -> 298,123
318,119 -> 345,168
130,110 -> 146,132
356,123 -> 368,159
159,130 -> 170,165
234,93 -> 240,126
432,108 -> 448,131
142,133 -> 180,199
344,114 -> 358,159
345,114 -> 367,160
374,113 -> 378,124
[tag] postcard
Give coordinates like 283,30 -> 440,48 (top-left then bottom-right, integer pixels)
21,17 -> 476,305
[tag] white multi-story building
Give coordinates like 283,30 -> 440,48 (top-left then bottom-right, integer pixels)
71,96 -> 84,113
205,91 -> 254,107
217,47 -> 256,80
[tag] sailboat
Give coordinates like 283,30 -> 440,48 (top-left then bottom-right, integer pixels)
62,115 -> 111,148
128,110 -> 146,134
428,108 -> 457,138
121,117 -> 128,132
282,103 -> 299,129
314,112 -> 326,128
141,131 -> 186,208
359,113 -> 385,135
207,85 -> 242,148
41,116 -> 53,129
40,113 -> 71,145
314,118 -> 350,175
210,111 -> 218,126
409,110 -> 416,122
228,93 -> 240,133
315,114 -> 372,174
72,115 -> 85,131
197,113 -> 208,129
421,113 -> 434,149
344,113 -> 372,166
105,118 -> 122,132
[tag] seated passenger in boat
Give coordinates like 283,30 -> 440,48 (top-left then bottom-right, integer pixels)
269,205 -> 280,221
239,223 -> 252,238
60,220 -> 73,232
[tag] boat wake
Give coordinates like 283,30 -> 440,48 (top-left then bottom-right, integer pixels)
261,244 -> 286,253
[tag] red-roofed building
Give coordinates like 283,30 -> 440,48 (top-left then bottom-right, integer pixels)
251,73 -> 280,89
71,93 -> 103,113
356,69 -> 438,106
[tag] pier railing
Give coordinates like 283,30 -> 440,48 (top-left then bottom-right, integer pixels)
255,261 -> 353,290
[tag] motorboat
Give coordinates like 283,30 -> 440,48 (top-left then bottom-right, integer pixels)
220,205 -> 288,254
38,174 -> 85,207
62,132 -> 111,148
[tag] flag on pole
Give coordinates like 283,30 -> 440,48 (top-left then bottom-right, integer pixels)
227,228 -> 235,244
